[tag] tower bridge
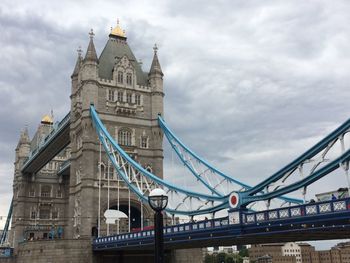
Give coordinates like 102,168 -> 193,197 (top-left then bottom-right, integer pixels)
1,21 -> 350,263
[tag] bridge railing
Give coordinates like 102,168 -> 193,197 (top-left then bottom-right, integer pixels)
240,197 -> 350,225
93,217 -> 231,245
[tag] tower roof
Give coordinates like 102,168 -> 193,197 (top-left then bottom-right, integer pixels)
149,44 -> 163,76
84,29 -> 99,63
16,127 -> 30,148
110,19 -> 126,39
98,33 -> 147,85
41,115 -> 53,125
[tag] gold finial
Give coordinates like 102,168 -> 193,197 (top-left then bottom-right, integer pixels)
110,19 -> 126,37
89,29 -> 95,39
153,43 -> 158,54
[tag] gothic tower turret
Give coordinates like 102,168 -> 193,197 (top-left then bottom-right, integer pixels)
11,128 -> 31,247
67,22 -> 164,239
149,44 -> 164,119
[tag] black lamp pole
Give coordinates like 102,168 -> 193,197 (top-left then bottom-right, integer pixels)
148,188 -> 168,263
154,210 -> 164,263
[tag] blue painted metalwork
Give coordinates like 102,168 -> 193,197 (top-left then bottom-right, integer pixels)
90,106 -> 228,216
158,116 -> 302,205
239,148 -> 350,207
245,119 -> 350,196
0,198 -> 13,246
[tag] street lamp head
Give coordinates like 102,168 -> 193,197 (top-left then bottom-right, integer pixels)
148,188 -> 168,211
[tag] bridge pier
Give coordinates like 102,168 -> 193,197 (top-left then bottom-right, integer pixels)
11,238 -> 204,263
95,248 -> 203,263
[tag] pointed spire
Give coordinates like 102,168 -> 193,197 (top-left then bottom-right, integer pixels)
71,46 -> 83,77
149,44 -> 163,76
84,29 -> 98,63
17,127 -> 30,148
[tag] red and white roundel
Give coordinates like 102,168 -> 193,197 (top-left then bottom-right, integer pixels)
229,192 -> 240,209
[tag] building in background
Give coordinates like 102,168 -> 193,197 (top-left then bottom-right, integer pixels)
249,241 -> 350,263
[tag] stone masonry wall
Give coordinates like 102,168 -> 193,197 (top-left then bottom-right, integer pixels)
15,238 -> 95,263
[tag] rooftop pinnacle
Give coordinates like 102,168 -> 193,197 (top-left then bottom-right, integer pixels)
84,29 -> 98,63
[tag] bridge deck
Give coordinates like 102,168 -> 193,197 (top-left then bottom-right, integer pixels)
21,113 -> 70,174
93,198 -> 350,251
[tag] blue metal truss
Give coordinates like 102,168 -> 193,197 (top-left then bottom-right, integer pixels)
246,119 -> 350,196
90,106 -> 228,216
158,116 -> 302,205
234,118 -> 350,207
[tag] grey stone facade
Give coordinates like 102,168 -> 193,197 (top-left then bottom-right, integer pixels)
10,23 -> 164,260
10,23 -> 204,262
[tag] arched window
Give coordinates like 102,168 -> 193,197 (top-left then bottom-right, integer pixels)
135,94 -> 141,105
141,136 -> 148,148
41,185 -> 51,197
126,73 -> 132,85
117,91 -> 123,102
117,71 -> 123,83
126,93 -> 132,104
118,129 -> 132,146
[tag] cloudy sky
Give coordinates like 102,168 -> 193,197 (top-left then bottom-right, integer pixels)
1,0 -> 350,248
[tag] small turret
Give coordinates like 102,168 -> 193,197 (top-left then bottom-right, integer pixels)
15,127 -> 31,170
149,44 -> 163,77
84,29 -> 98,63
16,127 -> 30,150
80,29 -> 99,82
149,44 -> 164,119
71,47 -> 83,79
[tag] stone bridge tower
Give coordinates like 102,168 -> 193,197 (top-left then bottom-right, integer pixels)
68,22 -> 164,238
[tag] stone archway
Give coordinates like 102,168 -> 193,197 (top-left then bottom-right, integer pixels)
102,199 -> 153,233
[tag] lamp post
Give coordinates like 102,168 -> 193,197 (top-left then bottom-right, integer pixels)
148,188 -> 168,263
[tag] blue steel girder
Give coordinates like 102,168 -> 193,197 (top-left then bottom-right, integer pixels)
238,148 -> 350,206
90,106 -> 228,216
158,116 -> 302,205
246,119 -> 350,196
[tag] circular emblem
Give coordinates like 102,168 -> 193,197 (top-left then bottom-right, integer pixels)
229,192 -> 240,209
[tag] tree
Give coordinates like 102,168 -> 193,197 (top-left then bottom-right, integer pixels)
204,254 -> 215,263
216,252 -> 226,263
239,247 -> 249,258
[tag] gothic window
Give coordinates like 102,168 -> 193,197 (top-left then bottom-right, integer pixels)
118,129 -> 132,146
135,94 -> 141,105
126,93 -> 132,104
117,91 -> 123,102
126,73 -> 132,85
100,164 -> 105,178
41,185 -> 51,197
108,89 -> 115,101
30,211 -> 36,219
118,71 -> 123,83
52,211 -> 58,219
145,166 -> 152,173
40,209 -> 50,219
141,136 -> 148,148
57,187 -> 62,198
